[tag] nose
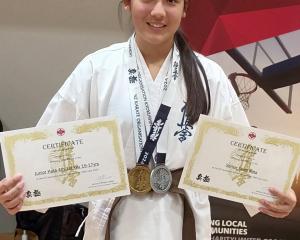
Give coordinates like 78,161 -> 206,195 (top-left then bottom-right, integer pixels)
150,1 -> 166,18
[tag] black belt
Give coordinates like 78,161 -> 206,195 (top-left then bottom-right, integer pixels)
105,169 -> 196,240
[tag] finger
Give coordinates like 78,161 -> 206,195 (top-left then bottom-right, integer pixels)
3,191 -> 26,209
4,181 -> 25,200
7,201 -> 23,215
0,174 -> 23,194
1,181 -> 24,203
0,178 -> 9,194
259,199 -> 291,214
269,188 -> 296,205
0,180 -> 6,194
259,207 -> 289,218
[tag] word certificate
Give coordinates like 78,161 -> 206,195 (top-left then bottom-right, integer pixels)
179,115 -> 300,206
0,117 -> 130,211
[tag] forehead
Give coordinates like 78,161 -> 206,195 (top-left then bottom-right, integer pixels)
126,0 -> 188,10
128,0 -> 188,4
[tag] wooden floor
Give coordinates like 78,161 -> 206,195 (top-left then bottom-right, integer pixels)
0,230 -> 38,240
0,233 -> 14,240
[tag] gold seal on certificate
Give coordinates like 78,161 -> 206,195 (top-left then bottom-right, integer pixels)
128,165 -> 151,194
179,115 -> 300,207
0,117 -> 130,211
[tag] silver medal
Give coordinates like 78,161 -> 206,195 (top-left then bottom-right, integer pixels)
150,165 -> 172,193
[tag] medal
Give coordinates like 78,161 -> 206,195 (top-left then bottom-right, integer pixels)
128,165 -> 152,194
150,164 -> 172,194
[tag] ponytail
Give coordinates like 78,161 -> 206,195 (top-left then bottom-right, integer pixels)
174,30 -> 211,125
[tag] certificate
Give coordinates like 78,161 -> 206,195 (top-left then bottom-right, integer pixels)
179,115 -> 300,207
0,117 -> 130,211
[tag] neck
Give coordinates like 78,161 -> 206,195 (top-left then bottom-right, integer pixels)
135,36 -> 173,66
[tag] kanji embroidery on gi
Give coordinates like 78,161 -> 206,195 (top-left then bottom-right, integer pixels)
174,103 -> 193,142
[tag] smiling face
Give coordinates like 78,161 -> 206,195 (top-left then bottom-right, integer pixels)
124,0 -> 187,48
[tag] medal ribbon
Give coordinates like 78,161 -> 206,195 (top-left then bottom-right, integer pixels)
127,35 -> 181,166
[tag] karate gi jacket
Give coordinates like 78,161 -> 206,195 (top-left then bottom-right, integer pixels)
38,40 -> 249,240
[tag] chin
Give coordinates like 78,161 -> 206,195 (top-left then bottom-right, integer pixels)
143,34 -> 173,46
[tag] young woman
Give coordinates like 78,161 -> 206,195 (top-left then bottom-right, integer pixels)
0,0 -> 296,239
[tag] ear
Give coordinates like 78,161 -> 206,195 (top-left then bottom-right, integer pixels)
183,0 -> 188,18
123,0 -> 131,11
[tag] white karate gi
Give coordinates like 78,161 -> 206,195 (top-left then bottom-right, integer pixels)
38,39 -> 249,240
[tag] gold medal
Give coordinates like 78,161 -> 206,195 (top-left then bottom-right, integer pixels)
128,165 -> 151,194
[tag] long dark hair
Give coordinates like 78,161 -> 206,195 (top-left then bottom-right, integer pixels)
174,30 -> 211,124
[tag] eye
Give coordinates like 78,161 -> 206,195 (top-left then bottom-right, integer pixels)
167,0 -> 178,5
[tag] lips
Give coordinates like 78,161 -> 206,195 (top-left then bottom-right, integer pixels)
147,22 -> 167,28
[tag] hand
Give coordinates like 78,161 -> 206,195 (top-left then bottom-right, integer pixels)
259,188 -> 297,218
0,174 -> 25,215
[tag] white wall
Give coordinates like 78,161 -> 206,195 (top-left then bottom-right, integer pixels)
0,27 -> 127,130
0,0 -> 130,131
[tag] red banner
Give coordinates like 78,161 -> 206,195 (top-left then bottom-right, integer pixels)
182,0 -> 300,55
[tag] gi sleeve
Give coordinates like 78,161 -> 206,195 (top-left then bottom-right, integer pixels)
36,56 -> 114,237
37,56 -> 93,126
83,199 -> 114,240
208,60 -> 249,126
185,190 -> 211,240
